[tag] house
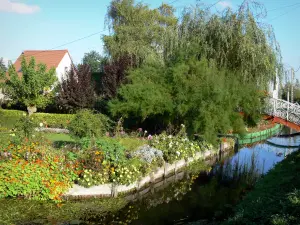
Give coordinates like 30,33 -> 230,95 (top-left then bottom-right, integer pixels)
0,49 -> 73,102
13,49 -> 73,82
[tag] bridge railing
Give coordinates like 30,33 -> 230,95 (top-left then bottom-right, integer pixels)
265,97 -> 300,125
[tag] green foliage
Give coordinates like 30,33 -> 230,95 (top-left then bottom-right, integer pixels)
0,142 -> 78,202
77,137 -> 144,186
15,115 -> 37,139
110,59 -> 262,143
152,125 -> 208,163
116,137 -> 147,152
0,109 -> 74,130
3,56 -> 57,109
104,0 -> 177,65
106,1 -> 282,142
0,57 -> 7,72
95,138 -> 127,166
68,109 -> 110,139
33,112 -> 74,128
82,50 -> 105,73
111,159 -> 142,185
78,169 -> 110,187
224,150 -> 300,225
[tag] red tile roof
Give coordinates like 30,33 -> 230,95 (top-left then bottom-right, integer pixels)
14,50 -> 70,73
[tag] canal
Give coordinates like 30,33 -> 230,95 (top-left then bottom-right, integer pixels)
1,127 -> 299,225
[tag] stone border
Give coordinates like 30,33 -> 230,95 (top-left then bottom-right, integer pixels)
64,142 -> 232,198
35,127 -> 69,134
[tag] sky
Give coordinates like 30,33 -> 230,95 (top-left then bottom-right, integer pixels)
1,0 -> 300,79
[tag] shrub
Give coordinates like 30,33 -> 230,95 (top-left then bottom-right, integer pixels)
0,109 -> 74,130
77,137 -> 144,186
0,109 -> 23,131
111,159 -> 143,185
78,168 -> 110,187
68,110 -> 110,139
152,125 -> 207,163
15,115 -> 37,139
32,113 -> 74,128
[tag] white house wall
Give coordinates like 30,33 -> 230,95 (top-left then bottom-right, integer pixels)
56,53 -> 72,82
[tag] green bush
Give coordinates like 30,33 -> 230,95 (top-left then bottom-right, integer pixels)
68,109 -> 110,139
15,115 -> 37,139
152,125 -> 208,163
77,137 -> 144,186
0,109 -> 74,130
32,113 -> 74,128
0,109 -> 23,131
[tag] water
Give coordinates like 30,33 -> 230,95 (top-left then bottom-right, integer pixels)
1,129 -> 300,225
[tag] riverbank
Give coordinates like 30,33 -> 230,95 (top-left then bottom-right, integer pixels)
223,149 -> 300,225
234,123 -> 282,145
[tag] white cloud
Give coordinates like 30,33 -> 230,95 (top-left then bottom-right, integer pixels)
0,0 -> 40,14
217,1 -> 233,9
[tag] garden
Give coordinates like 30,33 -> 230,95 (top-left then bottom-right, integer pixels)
0,108 -> 218,202
0,0 -> 289,224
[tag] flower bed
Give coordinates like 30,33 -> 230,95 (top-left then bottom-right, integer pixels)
0,125 -> 234,202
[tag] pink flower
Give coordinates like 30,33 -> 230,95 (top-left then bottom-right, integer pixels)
138,128 -> 143,132
148,135 -> 153,140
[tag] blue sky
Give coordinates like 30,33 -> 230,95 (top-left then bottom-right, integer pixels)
1,0 -> 300,79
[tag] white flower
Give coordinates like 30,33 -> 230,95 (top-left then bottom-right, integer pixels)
144,130 -> 148,133
181,124 -> 185,127
168,135 -> 172,139
39,123 -> 43,127
176,151 -> 180,156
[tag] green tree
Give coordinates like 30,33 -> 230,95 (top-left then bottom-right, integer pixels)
3,56 -> 57,114
0,58 -> 7,73
82,51 -> 104,73
107,1 -> 281,142
103,0 -> 177,66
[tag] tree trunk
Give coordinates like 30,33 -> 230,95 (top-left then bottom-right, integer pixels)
27,105 -> 37,116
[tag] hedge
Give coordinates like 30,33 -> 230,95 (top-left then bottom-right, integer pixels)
0,109 -> 74,131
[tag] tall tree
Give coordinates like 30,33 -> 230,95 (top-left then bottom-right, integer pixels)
108,0 -> 282,141
0,57 -> 7,72
56,64 -> 95,113
101,55 -> 134,99
82,51 -> 104,73
103,0 -> 177,66
3,56 -> 57,114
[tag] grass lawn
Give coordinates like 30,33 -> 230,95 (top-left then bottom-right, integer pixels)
224,150 -> 300,225
0,131 -> 75,147
43,133 -> 74,143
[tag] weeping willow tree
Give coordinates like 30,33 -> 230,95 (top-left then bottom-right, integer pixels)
106,0 -> 283,142
103,0 -> 178,66
173,1 -> 283,88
